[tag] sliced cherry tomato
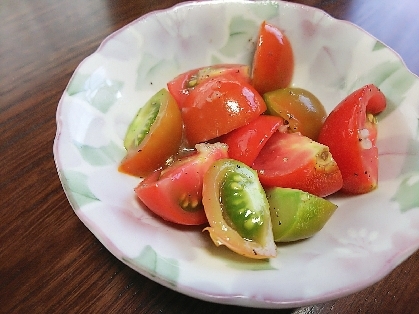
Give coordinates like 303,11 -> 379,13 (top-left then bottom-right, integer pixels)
203,159 -> 276,259
181,75 -> 267,146
251,21 -> 294,95
167,64 -> 250,108
264,87 -> 327,141
135,143 -> 229,225
317,84 -> 386,194
119,88 -> 182,177
220,115 -> 285,166
266,187 -> 337,242
252,131 -> 343,197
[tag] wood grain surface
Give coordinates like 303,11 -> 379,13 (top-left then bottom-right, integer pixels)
1,0 -> 418,313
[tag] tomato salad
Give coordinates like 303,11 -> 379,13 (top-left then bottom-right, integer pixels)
119,21 -> 387,259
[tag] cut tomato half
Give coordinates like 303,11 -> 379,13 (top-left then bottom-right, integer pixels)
203,159 -> 276,259
119,88 -> 183,177
318,84 -> 386,194
181,74 -> 267,146
167,64 -> 250,108
252,131 -> 343,197
263,87 -> 327,141
251,21 -> 294,94
134,142 -> 228,225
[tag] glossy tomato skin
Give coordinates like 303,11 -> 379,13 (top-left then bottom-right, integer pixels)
203,159 -> 276,259
134,143 -> 229,225
252,131 -> 343,197
119,89 -> 183,177
220,115 -> 285,166
317,84 -> 386,194
251,21 -> 294,95
264,87 -> 327,141
167,64 -> 250,108
181,75 -> 267,146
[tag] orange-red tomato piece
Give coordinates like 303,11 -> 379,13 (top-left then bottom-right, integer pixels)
251,21 -> 294,95
181,75 -> 267,146
119,89 -> 182,177
167,64 -> 250,108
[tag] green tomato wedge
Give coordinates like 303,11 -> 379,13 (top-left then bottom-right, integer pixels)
265,187 -> 337,242
203,158 -> 276,259
220,164 -> 267,242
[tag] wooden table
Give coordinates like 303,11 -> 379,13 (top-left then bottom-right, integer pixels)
2,0 -> 418,312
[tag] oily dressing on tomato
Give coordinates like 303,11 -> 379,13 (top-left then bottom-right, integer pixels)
251,21 -> 294,95
317,84 -> 386,194
252,131 -> 343,197
203,159 -> 276,259
119,89 -> 183,177
181,75 -> 267,146
220,115 -> 285,166
167,64 -> 250,108
135,143 -> 228,225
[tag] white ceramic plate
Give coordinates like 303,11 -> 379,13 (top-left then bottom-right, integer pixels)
54,0 -> 419,308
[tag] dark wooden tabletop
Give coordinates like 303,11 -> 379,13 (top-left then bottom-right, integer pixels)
1,0 -> 419,313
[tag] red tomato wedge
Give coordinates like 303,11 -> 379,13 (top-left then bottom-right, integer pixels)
134,142 -> 228,225
317,84 -> 386,194
252,131 -> 343,197
220,115 -> 285,166
181,75 -> 267,146
251,21 -> 294,95
167,64 -> 250,108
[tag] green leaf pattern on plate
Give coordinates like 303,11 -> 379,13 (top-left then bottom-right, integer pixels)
393,122 -> 419,213
401,121 -> 419,171
350,50 -> 416,120
136,52 -> 178,90
215,2 -> 279,62
252,1 -> 279,20
67,70 -> 123,113
75,141 -> 125,166
218,16 -> 257,57
372,40 -> 386,51
124,245 -> 180,287
392,175 -> 419,213
225,258 -> 276,271
61,170 -> 99,208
